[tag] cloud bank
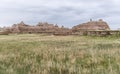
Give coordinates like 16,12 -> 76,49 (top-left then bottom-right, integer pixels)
0,0 -> 120,29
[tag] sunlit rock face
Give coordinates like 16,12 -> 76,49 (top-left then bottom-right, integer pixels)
72,19 -> 110,32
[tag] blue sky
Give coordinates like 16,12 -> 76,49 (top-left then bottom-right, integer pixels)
0,0 -> 120,29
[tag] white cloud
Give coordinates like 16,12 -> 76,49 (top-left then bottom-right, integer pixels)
0,0 -> 120,29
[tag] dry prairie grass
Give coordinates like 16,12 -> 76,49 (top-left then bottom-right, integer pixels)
0,34 -> 120,74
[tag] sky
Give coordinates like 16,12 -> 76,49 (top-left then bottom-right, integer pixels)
0,0 -> 120,29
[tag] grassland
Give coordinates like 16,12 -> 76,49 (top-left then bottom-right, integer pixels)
0,34 -> 120,74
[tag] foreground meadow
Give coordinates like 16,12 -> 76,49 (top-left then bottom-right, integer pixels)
0,34 -> 120,74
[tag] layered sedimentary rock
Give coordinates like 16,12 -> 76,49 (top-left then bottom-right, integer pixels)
8,21 -> 71,35
72,19 -> 110,35
72,19 -> 110,32
5,19 -> 111,36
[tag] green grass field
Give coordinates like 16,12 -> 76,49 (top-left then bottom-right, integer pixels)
0,34 -> 120,74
